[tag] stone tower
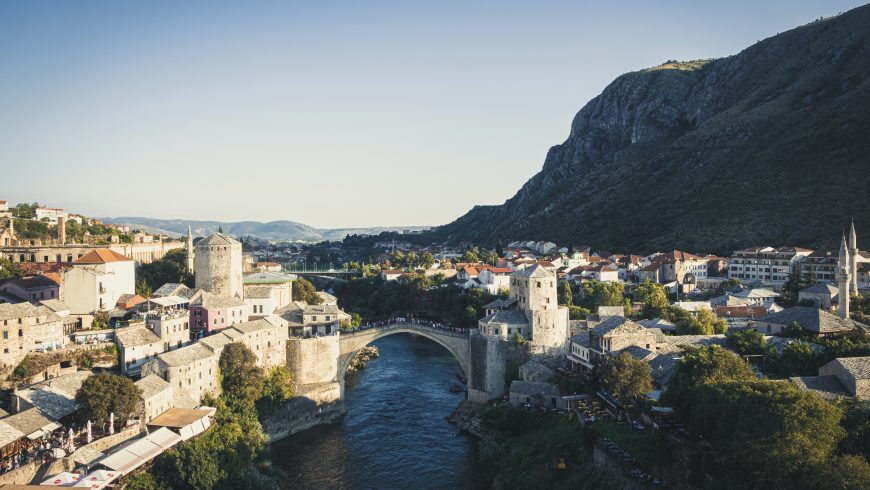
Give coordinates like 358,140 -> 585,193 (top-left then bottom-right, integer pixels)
838,234 -> 850,319
849,221 -> 858,294
194,233 -> 243,298
186,224 -> 194,274
512,264 -> 569,355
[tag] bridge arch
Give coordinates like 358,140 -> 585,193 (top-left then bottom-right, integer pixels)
337,323 -> 470,392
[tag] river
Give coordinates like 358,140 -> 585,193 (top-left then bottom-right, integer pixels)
270,333 -> 495,489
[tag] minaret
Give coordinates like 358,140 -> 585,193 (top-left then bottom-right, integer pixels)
186,225 -> 195,274
849,221 -> 858,294
837,234 -> 850,319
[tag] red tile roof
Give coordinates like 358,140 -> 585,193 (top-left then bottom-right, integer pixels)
73,249 -> 133,264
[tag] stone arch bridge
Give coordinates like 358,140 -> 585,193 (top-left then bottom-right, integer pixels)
337,322 -> 471,383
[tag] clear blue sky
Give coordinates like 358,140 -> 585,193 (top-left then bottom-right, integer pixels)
1,0 -> 864,228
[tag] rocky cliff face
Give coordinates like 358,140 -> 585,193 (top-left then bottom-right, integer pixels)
437,5 -> 870,253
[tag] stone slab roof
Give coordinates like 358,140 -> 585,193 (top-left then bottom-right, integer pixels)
199,333 -> 233,352
479,310 -> 529,326
789,376 -> 851,400
153,283 -> 194,299
18,371 -> 91,419
0,303 -> 60,322
244,286 -> 273,299
197,233 -> 240,246
614,346 -> 654,361
136,374 -> 172,400
656,335 -> 727,355
831,356 -> 870,380
759,306 -> 860,334
0,422 -> 25,448
158,343 -> 214,367
483,298 -> 518,310
115,326 -> 160,348
570,332 -> 591,348
509,380 -> 559,397
190,290 -> 245,309
3,408 -> 53,435
800,283 -> 839,295
590,317 -> 650,337
512,264 -> 554,279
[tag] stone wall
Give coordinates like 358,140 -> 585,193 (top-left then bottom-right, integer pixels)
262,381 -> 344,442
289,336 -> 339,386
0,461 -> 39,485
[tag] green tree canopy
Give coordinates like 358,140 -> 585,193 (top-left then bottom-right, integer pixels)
219,343 -> 265,406
601,351 -> 653,400
726,329 -> 767,356
686,380 -> 845,485
662,345 -> 756,417
635,280 -> 669,318
675,308 -> 727,335
75,373 -> 143,425
579,280 -> 626,311
292,277 -> 322,304
557,280 -> 573,306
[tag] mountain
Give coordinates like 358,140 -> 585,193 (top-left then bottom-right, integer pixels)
101,217 -> 430,242
434,5 -> 870,254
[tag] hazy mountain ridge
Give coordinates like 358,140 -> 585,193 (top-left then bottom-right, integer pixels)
102,217 -> 430,242
433,6 -> 870,254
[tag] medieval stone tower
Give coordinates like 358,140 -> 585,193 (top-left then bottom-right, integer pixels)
838,234 -> 851,319
512,264 -> 569,355
194,233 -> 243,298
186,224 -> 194,274
849,221 -> 858,295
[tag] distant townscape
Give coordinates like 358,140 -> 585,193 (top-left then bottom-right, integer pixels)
1,196 -> 869,487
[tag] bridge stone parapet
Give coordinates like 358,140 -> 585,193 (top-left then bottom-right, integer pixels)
338,323 -> 471,389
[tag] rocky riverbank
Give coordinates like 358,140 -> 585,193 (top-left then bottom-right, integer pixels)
345,346 -> 380,373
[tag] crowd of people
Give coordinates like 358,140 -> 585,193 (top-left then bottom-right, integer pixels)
600,436 -> 667,487
347,316 -> 468,334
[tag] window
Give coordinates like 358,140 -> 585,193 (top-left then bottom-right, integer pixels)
2,331 -> 6,339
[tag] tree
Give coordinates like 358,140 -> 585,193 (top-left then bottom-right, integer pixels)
662,345 -> 755,418
557,281 -> 573,306
685,380 -> 845,485
75,373 -> 143,425
579,280 -> 625,311
764,340 -> 820,378
635,280 -> 668,318
135,278 -> 152,298
0,257 -> 22,281
462,247 -> 480,263
481,249 -> 498,266
726,329 -> 767,356
600,351 -> 653,400
292,277 -> 322,304
257,366 -> 295,416
718,277 -> 742,292
136,248 -> 192,292
219,344 -> 265,406
675,308 -> 727,335
420,252 -> 435,270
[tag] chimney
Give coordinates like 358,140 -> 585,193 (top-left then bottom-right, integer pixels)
58,216 -> 66,245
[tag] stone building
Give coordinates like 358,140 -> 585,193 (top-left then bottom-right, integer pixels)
116,308 -> 193,376
194,233 -> 243,299
136,374 -> 174,423
188,290 -> 247,336
0,303 -> 66,368
243,272 -> 293,319
277,301 -> 342,337
0,275 -> 60,303
142,343 -> 220,407
817,357 -> 870,400
477,264 -> 568,355
510,264 -> 569,355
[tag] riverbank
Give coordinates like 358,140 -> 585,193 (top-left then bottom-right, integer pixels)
449,401 -> 625,489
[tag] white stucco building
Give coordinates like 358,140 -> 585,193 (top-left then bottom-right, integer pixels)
61,249 -> 135,315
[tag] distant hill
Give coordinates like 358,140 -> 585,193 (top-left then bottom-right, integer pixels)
432,5 -> 870,254
102,217 -> 430,242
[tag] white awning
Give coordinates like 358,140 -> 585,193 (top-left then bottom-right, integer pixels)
42,421 -> 63,432
26,429 -> 44,440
